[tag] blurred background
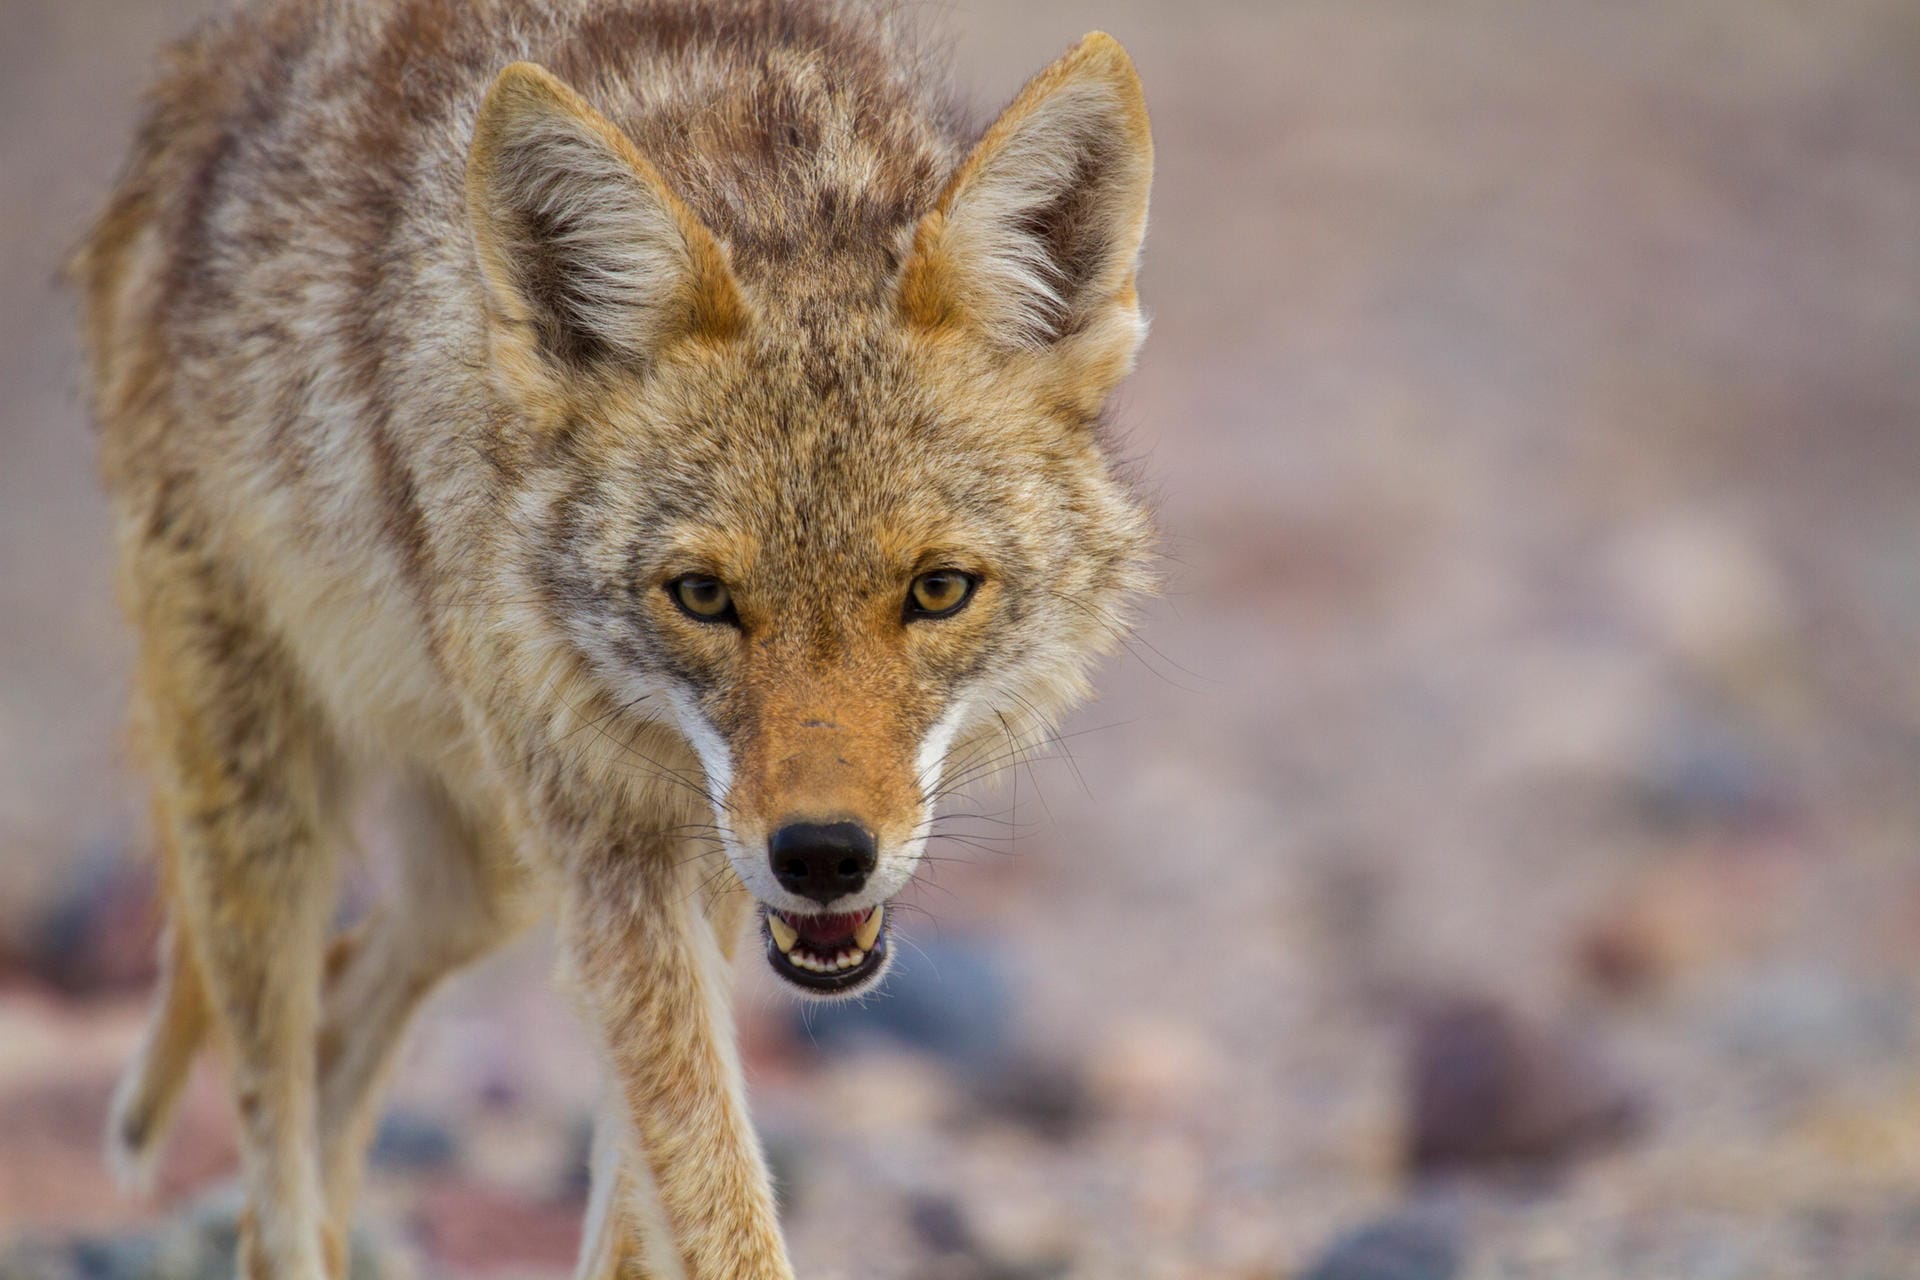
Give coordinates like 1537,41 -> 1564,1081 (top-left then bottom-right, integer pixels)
6,1 -> 1920,1276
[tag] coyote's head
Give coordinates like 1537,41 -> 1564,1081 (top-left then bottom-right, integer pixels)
466,34 -> 1154,995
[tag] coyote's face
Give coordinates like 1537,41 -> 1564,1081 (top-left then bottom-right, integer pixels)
467,40 -> 1154,995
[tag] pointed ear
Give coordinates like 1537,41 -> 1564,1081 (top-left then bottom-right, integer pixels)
466,63 -> 747,382
900,33 -> 1152,388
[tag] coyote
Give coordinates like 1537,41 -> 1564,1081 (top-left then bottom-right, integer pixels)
74,1 -> 1154,1275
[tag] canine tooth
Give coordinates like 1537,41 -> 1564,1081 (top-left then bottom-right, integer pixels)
854,906 -> 883,951
767,914 -> 799,953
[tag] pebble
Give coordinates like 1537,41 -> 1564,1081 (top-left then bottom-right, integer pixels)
1712,967 -> 1913,1073
1298,1210 -> 1464,1280
907,1192 -> 977,1256
10,851 -> 155,998
964,1052 -> 1093,1142
1087,1015 -> 1222,1120
1406,995 -> 1644,1175
0,1192 -> 387,1280
368,1109 -> 458,1172
411,1182 -> 587,1273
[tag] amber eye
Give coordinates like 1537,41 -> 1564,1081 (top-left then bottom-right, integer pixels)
906,570 -> 977,619
669,575 -> 735,623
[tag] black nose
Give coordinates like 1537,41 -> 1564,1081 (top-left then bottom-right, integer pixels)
769,821 -> 877,906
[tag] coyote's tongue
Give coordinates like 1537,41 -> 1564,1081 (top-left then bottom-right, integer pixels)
767,906 -> 887,958
788,910 -> 865,944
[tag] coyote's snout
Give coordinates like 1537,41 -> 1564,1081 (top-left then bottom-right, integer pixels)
78,1 -> 1154,1275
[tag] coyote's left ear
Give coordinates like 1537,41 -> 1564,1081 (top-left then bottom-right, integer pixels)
901,33 -> 1152,402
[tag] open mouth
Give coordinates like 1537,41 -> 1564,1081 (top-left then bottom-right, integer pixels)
762,904 -> 890,995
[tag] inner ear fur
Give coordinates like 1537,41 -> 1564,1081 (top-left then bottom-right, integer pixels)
900,32 -> 1153,377
466,62 -> 747,378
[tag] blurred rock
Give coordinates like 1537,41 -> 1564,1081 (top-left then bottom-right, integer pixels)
368,1109 -> 458,1172
1604,509 -> 1791,676
964,1187 -> 1076,1280
908,1192 -> 977,1257
1087,1016 -> 1223,1121
911,1257 -> 1071,1280
1574,845 -> 1800,998
964,1052 -> 1093,1142
759,1118 -> 808,1220
1574,911 -> 1666,1001
802,1045 -> 951,1136
1299,1210 -> 1464,1280
1127,1132 -> 1207,1236
411,1182 -> 585,1274
1405,995 -> 1644,1176
1,851 -> 155,997
1305,850 -> 1398,1006
1635,720 -> 1794,837
786,934 -> 1013,1071
556,1112 -> 596,1202
65,1236 -> 163,1280
0,1190 -> 389,1280
1712,968 -> 1913,1074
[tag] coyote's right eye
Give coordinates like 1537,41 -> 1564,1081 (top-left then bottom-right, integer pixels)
906,570 -> 977,619
668,575 -> 736,623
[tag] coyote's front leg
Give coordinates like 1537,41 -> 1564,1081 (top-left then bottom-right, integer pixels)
561,839 -> 789,1280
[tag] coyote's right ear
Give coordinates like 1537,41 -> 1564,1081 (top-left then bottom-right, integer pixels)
900,33 -> 1152,404
466,63 -> 747,386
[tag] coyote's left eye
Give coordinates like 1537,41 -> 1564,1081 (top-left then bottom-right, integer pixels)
669,574 -> 736,623
906,570 -> 977,619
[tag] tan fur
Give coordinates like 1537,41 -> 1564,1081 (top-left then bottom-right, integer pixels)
77,3 -> 1154,1276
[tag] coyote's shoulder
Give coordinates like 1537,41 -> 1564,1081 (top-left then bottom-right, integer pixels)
79,3 -> 1153,1276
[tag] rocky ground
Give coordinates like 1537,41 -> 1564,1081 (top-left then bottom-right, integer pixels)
6,1 -> 1920,1277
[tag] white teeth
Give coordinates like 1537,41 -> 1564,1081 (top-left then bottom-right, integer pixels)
854,906 -> 884,951
781,944 -> 866,973
771,908 -> 882,977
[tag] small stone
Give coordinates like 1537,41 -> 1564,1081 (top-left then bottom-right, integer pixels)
556,1112 -> 596,1202
1087,1016 -> 1222,1120
411,1183 -> 587,1274
907,1193 -> 976,1256
1604,508 -> 1790,673
759,1120 -> 808,1220
0,1242 -> 75,1280
1713,967 -> 1913,1073
369,1109 -> 458,1171
1298,1211 -> 1463,1280
1574,846 -> 1799,998
1405,994 -> 1643,1175
11,851 -> 157,998
0,1190 -> 392,1280
1635,721 -> 1791,837
965,1052 -> 1093,1142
